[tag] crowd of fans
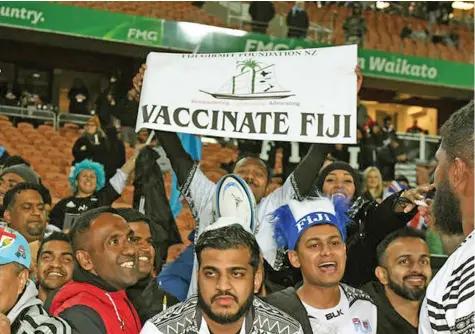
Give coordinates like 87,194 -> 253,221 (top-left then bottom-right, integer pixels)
0,60 -> 473,334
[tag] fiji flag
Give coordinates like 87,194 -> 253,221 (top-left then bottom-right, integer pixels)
170,133 -> 202,218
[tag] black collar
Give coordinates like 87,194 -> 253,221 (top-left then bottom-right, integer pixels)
73,263 -> 118,292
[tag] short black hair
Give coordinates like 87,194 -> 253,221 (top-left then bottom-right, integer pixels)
3,182 -> 44,211
232,154 -> 271,182
115,208 -> 151,225
38,183 -> 52,206
196,225 -> 260,273
440,100 -> 474,165
37,231 -> 71,262
69,206 -> 119,253
376,227 -> 427,266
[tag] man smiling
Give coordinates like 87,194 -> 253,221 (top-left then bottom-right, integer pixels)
36,232 -> 74,302
266,197 -> 377,334
117,208 -> 179,325
362,227 -> 432,334
48,207 -> 142,334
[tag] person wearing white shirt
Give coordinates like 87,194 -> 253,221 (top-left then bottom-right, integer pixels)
419,101 -> 475,333
141,219 -> 303,334
265,197 -> 378,334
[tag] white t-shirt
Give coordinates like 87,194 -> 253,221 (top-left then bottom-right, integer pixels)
302,286 -> 377,334
140,317 -> 246,334
419,230 -> 475,334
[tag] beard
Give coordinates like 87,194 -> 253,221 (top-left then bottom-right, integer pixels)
27,222 -> 45,236
388,275 -> 427,301
432,179 -> 464,236
197,288 -> 254,325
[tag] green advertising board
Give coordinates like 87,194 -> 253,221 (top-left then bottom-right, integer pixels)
0,1 -> 164,46
0,1 -> 473,89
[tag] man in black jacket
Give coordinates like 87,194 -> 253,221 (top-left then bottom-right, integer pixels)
362,227 -> 431,334
117,208 -> 179,325
286,1 -> 310,38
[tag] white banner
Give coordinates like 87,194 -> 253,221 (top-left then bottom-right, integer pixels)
136,45 -> 358,144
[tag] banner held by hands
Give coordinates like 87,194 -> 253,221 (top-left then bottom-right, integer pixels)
136,45 -> 358,144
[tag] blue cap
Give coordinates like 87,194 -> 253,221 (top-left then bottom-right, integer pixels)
0,226 -> 31,269
272,197 -> 350,251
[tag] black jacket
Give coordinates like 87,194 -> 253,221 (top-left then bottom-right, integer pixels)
133,146 -> 182,272
68,87 -> 89,115
343,193 -> 417,287
362,281 -> 418,334
72,134 -> 109,169
265,287 -> 312,334
117,97 -> 139,127
286,8 -> 309,37
248,1 -> 275,22
49,181 -> 121,229
126,276 -> 179,325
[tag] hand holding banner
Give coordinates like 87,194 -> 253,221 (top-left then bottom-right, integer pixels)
137,45 -> 358,144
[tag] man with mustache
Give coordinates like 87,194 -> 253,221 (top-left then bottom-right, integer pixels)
0,164 -> 40,217
362,227 -> 432,334
47,207 -> 142,334
117,208 -> 179,325
141,220 -> 303,334
36,232 -> 74,302
266,197 -> 377,334
3,183 -> 47,244
419,100 -> 474,333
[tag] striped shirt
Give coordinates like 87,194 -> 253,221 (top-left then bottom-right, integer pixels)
419,230 -> 475,333
10,304 -> 72,334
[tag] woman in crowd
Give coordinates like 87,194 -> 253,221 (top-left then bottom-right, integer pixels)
72,116 -> 109,171
50,148 -> 139,230
361,166 -> 384,203
309,161 -> 432,287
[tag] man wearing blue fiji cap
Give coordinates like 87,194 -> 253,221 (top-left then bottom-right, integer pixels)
265,197 -> 377,334
0,226 -> 71,334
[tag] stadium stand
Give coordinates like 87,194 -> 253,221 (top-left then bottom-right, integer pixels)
54,1 -> 474,63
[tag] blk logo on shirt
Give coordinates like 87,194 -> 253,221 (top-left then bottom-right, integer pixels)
325,309 -> 344,320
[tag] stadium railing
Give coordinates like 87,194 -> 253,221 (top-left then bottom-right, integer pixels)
57,112 -> 91,128
0,105 -> 57,129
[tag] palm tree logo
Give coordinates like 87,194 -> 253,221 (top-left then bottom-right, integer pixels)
235,59 -> 263,95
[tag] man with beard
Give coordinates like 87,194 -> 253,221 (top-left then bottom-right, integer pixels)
419,100 -> 474,333
141,220 -> 303,334
362,227 -> 432,334
2,183 -> 46,244
266,197 -> 377,334
36,232 -> 74,302
47,207 -> 142,334
117,208 -> 179,325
